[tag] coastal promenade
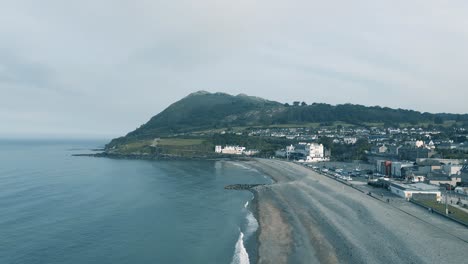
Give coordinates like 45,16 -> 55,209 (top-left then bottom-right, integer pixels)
247,159 -> 468,264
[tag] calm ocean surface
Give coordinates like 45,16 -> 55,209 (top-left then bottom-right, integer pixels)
0,140 -> 270,264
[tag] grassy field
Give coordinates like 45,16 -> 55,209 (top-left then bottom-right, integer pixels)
156,138 -> 205,146
413,199 -> 468,225
115,140 -> 153,154
113,138 -> 208,155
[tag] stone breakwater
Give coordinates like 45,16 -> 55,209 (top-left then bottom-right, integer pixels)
224,184 -> 266,190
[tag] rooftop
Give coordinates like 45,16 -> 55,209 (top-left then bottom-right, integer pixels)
390,182 -> 440,192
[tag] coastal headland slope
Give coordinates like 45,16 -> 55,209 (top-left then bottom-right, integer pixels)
103,91 -> 468,159
247,159 -> 468,264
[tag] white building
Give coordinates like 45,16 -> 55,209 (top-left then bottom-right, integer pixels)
389,182 -> 441,201
308,143 -> 324,158
215,145 -> 247,155
415,140 -> 425,148
215,145 -> 223,153
244,149 -> 259,156
286,144 -> 295,153
343,137 -> 358,145
305,143 -> 329,162
278,143 -> 330,162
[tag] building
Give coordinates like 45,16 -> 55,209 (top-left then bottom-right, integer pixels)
416,159 -> 442,171
417,158 -> 463,165
215,145 -> 246,155
455,186 -> 468,195
308,143 -> 324,159
215,145 -> 223,153
343,137 -> 358,144
460,165 -> 468,184
376,160 -> 413,178
376,160 -> 393,176
437,142 -> 459,150
399,147 -> 435,161
371,145 -> 388,154
425,172 -> 461,187
415,140 -> 425,148
276,142 -> 330,162
387,145 -> 402,155
442,163 -> 463,176
305,143 -> 330,162
391,161 -> 414,177
389,182 -> 442,201
243,149 -> 259,156
459,142 -> 468,151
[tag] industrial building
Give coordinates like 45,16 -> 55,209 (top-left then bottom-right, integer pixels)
389,182 -> 442,201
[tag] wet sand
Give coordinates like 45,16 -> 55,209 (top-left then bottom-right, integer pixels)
247,159 -> 468,264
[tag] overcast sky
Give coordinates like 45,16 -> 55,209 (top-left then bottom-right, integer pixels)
1,0 -> 468,138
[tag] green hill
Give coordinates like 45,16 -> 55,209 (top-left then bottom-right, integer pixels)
106,91 -> 468,151
127,91 -> 282,137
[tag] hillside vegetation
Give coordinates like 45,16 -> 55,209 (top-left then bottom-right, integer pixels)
106,91 -> 468,153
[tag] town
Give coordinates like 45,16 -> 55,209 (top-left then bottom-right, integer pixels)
214,124 -> 468,225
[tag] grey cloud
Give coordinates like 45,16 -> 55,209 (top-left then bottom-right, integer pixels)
0,54 -> 53,89
0,0 -> 467,138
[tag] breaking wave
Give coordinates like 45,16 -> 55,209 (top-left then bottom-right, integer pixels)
229,162 -> 260,173
231,231 -> 250,264
244,210 -> 259,239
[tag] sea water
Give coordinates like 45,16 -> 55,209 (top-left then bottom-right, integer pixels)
0,140 -> 270,264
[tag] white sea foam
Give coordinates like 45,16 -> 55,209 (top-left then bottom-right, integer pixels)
244,210 -> 259,239
244,201 -> 249,208
231,231 -> 250,264
229,162 -> 260,173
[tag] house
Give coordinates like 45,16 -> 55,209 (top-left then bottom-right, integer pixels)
343,137 -> 358,145
389,182 -> 442,201
371,145 -> 388,154
427,140 -> 435,150
437,142 -> 459,150
459,142 -> 468,151
415,140 -> 425,148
